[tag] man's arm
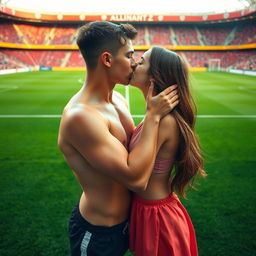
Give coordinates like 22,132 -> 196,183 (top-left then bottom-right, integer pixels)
64,84 -> 178,192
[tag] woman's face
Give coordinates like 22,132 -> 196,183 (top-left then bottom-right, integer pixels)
129,49 -> 152,92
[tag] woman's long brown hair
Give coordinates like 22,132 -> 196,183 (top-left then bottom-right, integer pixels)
149,46 -> 206,198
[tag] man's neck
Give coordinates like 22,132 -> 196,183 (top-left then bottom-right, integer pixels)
82,69 -> 116,104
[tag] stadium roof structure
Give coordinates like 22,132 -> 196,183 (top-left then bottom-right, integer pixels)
0,3 -> 256,24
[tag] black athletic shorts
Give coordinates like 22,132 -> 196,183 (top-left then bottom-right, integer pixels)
68,203 -> 129,256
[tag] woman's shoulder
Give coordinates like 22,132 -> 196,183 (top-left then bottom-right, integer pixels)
160,113 -> 178,129
159,113 -> 179,140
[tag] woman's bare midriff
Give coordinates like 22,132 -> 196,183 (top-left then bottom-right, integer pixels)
136,172 -> 171,200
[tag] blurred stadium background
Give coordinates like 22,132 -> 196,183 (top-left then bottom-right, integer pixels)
0,0 -> 256,255
0,3 -> 256,71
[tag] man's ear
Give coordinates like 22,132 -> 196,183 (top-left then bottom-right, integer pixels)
101,52 -> 112,67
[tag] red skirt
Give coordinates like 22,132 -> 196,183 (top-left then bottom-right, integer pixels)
129,193 -> 198,256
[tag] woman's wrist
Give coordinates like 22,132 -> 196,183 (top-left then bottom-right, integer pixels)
144,111 -> 161,124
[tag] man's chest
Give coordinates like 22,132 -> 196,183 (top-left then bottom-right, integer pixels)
100,103 -> 134,148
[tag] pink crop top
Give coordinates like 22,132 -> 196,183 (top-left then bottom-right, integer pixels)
129,122 -> 172,174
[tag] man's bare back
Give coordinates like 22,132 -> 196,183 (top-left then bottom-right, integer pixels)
58,90 -> 134,226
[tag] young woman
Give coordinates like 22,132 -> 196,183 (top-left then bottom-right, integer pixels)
129,46 -> 206,256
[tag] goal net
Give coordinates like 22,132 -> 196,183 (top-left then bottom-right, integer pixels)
208,59 -> 221,71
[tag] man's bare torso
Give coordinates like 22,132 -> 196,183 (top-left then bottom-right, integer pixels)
58,89 -> 135,226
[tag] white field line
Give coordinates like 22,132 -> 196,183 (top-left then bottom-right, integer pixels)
0,86 -> 19,93
133,115 -> 256,118
78,79 -> 84,84
197,115 -> 256,118
0,114 -> 256,118
238,86 -> 256,93
0,115 -> 62,118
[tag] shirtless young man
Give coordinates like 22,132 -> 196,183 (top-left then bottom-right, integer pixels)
58,21 -> 179,256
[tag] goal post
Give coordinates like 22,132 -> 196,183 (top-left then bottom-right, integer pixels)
208,59 -> 221,71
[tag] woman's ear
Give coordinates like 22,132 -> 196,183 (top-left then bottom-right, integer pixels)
101,52 -> 112,67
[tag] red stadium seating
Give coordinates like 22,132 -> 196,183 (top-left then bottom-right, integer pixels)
16,24 -> 53,44
1,49 -> 254,70
0,23 -> 23,44
181,51 -> 256,70
49,26 -> 78,45
67,51 -> 85,67
172,25 -> 200,45
230,23 -> 256,45
147,26 -> 172,45
0,21 -> 255,70
133,26 -> 146,45
0,22 -> 254,46
198,26 -> 233,45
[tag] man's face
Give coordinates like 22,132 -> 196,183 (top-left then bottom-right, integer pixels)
109,39 -> 137,85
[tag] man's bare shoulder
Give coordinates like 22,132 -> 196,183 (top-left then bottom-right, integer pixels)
62,103 -> 108,133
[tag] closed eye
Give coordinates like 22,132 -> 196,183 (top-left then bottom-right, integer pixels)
126,51 -> 134,59
138,56 -> 145,65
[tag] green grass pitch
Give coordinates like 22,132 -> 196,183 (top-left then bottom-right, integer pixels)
0,71 -> 255,255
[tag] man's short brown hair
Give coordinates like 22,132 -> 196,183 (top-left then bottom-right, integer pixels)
77,21 -> 137,70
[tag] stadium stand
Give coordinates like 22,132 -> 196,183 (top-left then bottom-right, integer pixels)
181,50 -> 256,69
67,51 -> 85,67
1,22 -> 255,46
15,24 -> 53,44
147,26 -> 172,45
49,26 -> 78,45
0,22 -> 23,44
198,25 -> 234,45
172,25 -> 200,45
229,23 -> 256,45
133,26 -> 147,45
0,7 -> 255,70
